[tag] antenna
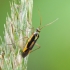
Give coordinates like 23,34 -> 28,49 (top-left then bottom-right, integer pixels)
40,18 -> 59,30
37,8 -> 42,29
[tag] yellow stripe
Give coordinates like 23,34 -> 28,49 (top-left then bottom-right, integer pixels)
28,34 -> 34,42
23,45 -> 27,52
23,34 -> 34,52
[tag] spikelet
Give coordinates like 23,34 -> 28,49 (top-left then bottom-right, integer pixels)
0,0 -> 33,70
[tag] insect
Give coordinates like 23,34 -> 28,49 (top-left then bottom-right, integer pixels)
22,18 -> 58,58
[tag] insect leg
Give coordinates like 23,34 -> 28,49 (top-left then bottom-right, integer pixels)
30,43 -> 40,53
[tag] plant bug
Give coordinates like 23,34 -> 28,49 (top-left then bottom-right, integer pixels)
22,18 -> 59,58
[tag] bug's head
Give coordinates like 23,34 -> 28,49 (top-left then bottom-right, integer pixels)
36,28 -> 40,33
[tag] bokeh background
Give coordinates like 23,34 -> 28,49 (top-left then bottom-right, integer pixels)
0,0 -> 70,70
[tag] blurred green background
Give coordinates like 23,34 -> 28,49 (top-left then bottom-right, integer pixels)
0,0 -> 70,70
